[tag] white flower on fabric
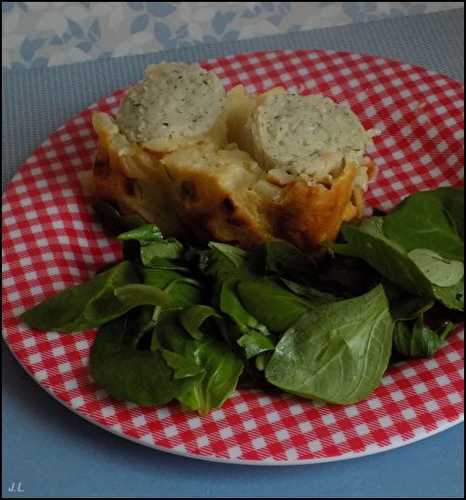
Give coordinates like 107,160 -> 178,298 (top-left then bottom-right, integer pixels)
63,4 -> 89,21
2,33 -> 25,66
131,31 -> 154,46
25,2 -> 54,10
48,46 -> 93,66
239,19 -> 280,38
178,3 -> 214,23
36,11 -> 68,35
186,23 -> 205,41
3,33 -> 26,50
3,9 -> 19,34
318,3 -> 349,25
91,3 -> 114,17
108,3 -> 125,28
177,3 -> 195,22
204,1 -> 254,8
113,29 -> 163,57
67,46 -> 93,62
112,40 -> 132,58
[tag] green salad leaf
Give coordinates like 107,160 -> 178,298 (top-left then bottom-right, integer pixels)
89,315 -> 175,406
255,351 -> 273,371
259,239 -> 318,281
127,305 -> 158,349
140,240 -> 184,266
177,335 -> 243,415
142,268 -> 187,289
433,277 -> 464,311
142,267 -> 203,324
161,349 -> 206,380
408,249 -> 463,288
438,187 -> 464,238
218,279 -> 269,335
154,316 -> 243,415
332,215 -> 465,310
118,224 -> 184,268
199,242 -> 253,284
118,224 -> 164,244
162,279 -> 203,309
278,278 -> 336,303
383,188 -> 464,261
331,218 -> 434,297
113,284 -> 169,308
393,316 -> 457,358
237,331 -> 275,359
387,287 -> 435,321
265,285 -> 394,404
236,279 -> 314,334
20,261 -> 140,333
179,305 -> 221,340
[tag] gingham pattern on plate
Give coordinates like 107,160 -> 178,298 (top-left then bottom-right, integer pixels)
2,50 -> 464,464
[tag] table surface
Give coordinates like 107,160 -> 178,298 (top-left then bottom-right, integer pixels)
2,9 -> 464,499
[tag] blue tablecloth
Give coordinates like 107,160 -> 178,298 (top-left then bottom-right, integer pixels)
2,9 -> 464,498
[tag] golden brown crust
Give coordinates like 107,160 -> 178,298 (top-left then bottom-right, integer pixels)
271,163 -> 358,249
352,185 -> 365,218
91,112 -> 188,238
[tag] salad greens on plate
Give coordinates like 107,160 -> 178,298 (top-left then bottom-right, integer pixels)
20,187 -> 464,415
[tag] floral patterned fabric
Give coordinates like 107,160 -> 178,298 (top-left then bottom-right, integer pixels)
2,2 -> 463,70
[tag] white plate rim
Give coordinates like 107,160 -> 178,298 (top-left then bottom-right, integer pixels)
2,48 -> 464,466
3,334 -> 464,466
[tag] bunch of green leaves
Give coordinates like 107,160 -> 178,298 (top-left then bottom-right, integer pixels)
20,187 -> 464,413
330,187 -> 464,358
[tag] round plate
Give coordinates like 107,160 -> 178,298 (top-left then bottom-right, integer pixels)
2,49 -> 464,465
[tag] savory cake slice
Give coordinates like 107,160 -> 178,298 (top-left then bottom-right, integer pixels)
90,64 -> 379,250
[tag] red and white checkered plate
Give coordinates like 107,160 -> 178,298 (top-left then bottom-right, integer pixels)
2,50 -> 464,464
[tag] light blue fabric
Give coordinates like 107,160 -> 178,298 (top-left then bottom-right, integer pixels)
2,10 -> 464,498
2,2 -> 462,70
